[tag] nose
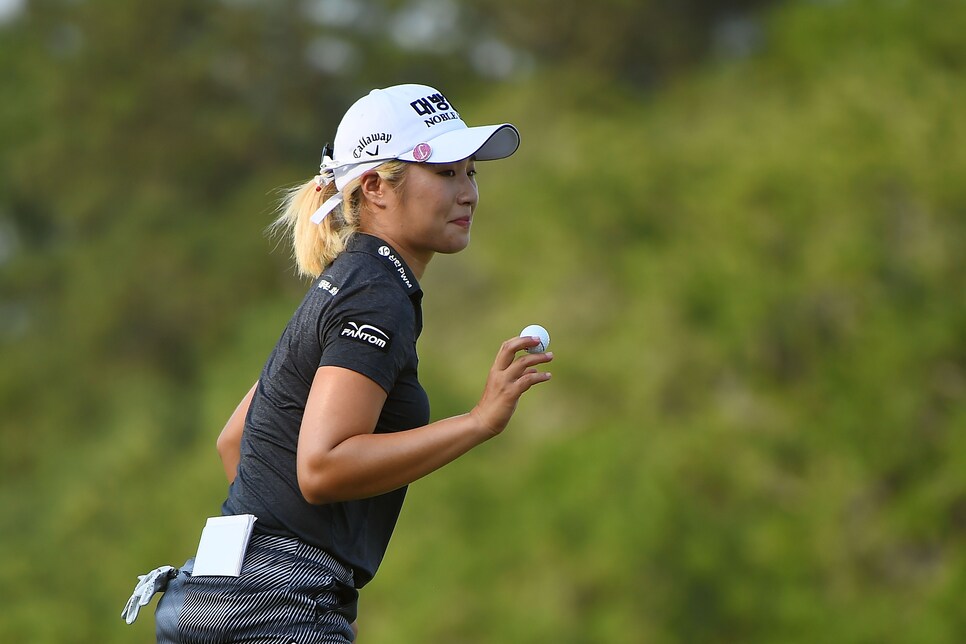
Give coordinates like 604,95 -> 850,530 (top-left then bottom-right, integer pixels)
458,172 -> 479,208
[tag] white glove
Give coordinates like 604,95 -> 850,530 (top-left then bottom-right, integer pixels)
121,565 -> 177,625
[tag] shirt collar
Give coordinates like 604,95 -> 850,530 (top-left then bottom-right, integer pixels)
347,233 -> 422,297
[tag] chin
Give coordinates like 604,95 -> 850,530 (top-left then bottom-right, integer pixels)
438,234 -> 471,255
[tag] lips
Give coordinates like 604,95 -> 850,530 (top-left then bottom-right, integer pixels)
450,216 -> 472,228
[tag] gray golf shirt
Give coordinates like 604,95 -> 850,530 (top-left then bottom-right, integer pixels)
223,233 -> 429,587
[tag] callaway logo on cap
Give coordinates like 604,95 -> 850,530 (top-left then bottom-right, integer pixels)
310,84 -> 521,224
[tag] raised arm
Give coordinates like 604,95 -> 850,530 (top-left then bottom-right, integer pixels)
297,335 -> 552,504
216,381 -> 258,483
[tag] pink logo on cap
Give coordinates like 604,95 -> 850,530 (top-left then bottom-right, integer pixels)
412,142 -> 433,162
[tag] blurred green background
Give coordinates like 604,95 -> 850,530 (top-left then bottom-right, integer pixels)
2,0 -> 965,642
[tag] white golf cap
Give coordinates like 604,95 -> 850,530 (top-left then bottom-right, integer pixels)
310,84 -> 520,223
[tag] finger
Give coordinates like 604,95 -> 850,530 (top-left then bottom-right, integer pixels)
494,335 -> 541,370
514,370 -> 552,392
520,351 -> 553,365
505,351 -> 554,378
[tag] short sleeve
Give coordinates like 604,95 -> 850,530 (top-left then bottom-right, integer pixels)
318,279 -> 414,394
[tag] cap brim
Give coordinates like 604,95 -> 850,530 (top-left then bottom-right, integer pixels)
398,123 -> 520,163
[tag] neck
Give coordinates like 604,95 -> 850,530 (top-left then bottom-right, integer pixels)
394,244 -> 431,281
406,252 -> 431,281
360,229 -> 432,281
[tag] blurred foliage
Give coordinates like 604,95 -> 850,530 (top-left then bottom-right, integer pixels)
2,0 -> 965,642
469,0 -> 775,87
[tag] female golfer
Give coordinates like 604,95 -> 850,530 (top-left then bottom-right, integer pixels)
123,83 -> 552,642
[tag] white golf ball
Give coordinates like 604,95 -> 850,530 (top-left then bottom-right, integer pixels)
520,324 -> 551,354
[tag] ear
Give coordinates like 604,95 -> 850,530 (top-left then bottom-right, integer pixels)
359,171 -> 389,209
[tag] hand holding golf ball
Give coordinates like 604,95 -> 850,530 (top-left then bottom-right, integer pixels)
470,325 -> 553,437
520,324 -> 550,353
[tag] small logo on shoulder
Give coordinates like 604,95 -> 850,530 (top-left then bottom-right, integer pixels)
340,319 -> 392,352
376,246 -> 414,289
318,275 -> 340,296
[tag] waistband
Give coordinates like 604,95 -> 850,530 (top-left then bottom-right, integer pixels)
248,532 -> 355,588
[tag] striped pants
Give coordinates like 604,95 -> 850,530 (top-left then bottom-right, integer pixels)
155,533 -> 358,643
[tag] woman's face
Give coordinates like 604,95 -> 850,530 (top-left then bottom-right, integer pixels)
391,157 -> 479,260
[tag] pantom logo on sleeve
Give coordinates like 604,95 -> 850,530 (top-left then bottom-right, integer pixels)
339,319 -> 393,352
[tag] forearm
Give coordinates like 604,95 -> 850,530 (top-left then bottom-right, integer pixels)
217,382 -> 258,483
299,412 -> 492,504
298,336 -> 552,505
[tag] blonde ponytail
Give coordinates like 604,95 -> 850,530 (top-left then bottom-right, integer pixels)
271,161 -> 410,279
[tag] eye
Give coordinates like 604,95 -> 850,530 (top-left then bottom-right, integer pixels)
436,164 -> 476,178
